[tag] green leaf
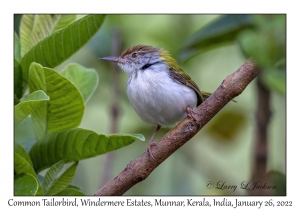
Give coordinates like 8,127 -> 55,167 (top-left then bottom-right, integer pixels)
61,63 -> 99,103
14,90 -> 49,126
76,15 -> 87,20
14,142 -> 43,195
55,184 -> 85,195
262,68 -> 286,94
28,63 -> 84,140
19,15 -> 77,57
20,14 -> 105,81
14,32 -> 21,62
55,187 -> 85,196
65,184 -> 82,190
237,15 -> 286,69
29,128 -> 145,172
14,173 -> 39,195
238,29 -> 281,69
50,15 -> 77,34
180,14 -> 253,62
19,15 -> 35,57
14,59 -> 23,99
237,15 -> 286,95
14,142 -> 35,176
42,160 -> 65,195
46,162 -> 78,195
14,94 -> 20,105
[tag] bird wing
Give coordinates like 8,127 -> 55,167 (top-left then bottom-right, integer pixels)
169,67 -> 204,106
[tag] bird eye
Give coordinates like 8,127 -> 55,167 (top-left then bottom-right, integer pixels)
132,53 -> 137,58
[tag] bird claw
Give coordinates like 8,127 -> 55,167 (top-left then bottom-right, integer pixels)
146,142 -> 157,159
185,107 -> 201,126
146,125 -> 161,159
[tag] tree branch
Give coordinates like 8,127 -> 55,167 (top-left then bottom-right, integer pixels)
94,58 -> 260,196
249,73 -> 272,195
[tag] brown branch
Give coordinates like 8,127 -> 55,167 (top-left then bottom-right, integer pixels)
94,58 -> 260,196
249,74 -> 272,195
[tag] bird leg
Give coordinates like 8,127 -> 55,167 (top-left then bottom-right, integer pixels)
185,107 -> 201,126
147,125 -> 161,159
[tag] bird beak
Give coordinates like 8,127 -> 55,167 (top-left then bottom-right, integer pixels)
99,56 -> 128,64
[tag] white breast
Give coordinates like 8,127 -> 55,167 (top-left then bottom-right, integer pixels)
126,69 -> 197,127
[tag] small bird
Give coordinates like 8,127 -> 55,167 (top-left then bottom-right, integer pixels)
100,45 -> 211,158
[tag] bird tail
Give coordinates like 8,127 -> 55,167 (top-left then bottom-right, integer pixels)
201,91 -> 237,102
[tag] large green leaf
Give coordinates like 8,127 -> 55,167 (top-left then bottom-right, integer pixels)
14,90 -> 49,126
14,142 -> 43,195
20,14 -> 105,81
46,162 -> 78,195
179,14 -> 254,62
19,15 -> 77,57
14,173 -> 39,195
61,63 -> 99,103
29,128 -> 145,172
42,160 -> 65,195
28,63 -> 84,140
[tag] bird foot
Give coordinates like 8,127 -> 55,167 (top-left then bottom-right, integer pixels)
146,125 -> 161,159
185,107 -> 201,126
146,142 -> 157,159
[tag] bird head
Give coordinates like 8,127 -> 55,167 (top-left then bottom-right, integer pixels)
100,45 -> 180,75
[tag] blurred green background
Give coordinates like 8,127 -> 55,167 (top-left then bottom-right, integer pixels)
15,14 -> 286,195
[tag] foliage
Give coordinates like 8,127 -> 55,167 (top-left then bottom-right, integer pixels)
14,14 -> 144,196
238,15 -> 286,94
181,14 -> 286,95
180,14 -> 254,62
